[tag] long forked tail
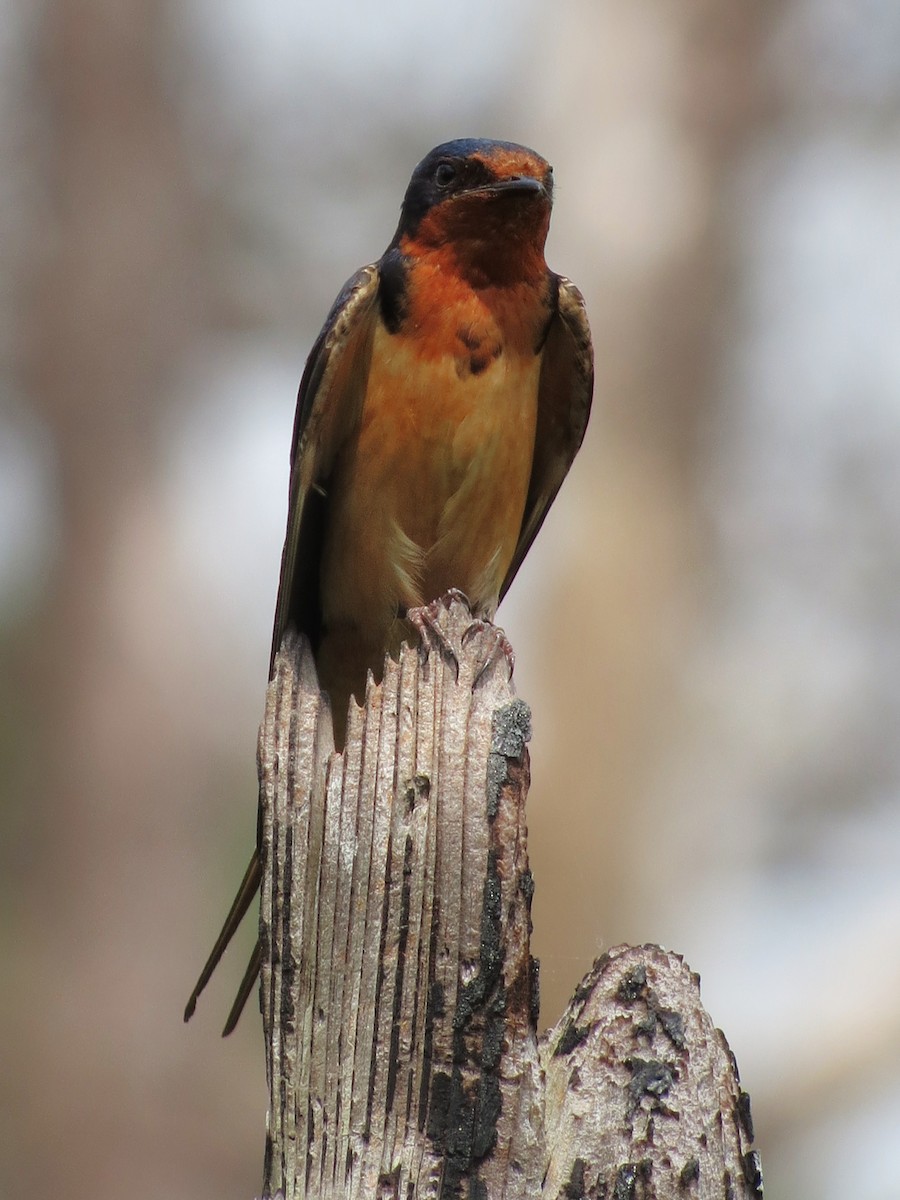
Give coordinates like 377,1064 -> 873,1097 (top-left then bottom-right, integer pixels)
184,850 -> 262,1034
222,938 -> 264,1036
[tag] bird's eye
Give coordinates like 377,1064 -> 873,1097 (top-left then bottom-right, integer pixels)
434,162 -> 457,188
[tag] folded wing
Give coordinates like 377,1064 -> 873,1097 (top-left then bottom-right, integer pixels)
500,276 -> 594,602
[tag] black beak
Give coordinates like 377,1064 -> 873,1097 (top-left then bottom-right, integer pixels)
484,176 -> 547,198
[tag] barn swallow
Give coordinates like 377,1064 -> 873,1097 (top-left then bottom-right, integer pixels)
185,138 -> 593,1035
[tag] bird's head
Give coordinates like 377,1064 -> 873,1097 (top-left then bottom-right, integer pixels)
392,139 -> 554,283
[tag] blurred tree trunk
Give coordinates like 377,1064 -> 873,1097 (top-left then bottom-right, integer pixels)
6,3 -> 253,1197
525,0 -> 779,1023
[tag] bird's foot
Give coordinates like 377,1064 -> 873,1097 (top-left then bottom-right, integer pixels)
463,619 -> 516,690
407,596 -> 462,681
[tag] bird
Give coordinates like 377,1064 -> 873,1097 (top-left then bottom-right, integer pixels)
184,138 -> 593,1035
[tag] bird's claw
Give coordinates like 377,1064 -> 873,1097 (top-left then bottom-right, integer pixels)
464,620 -> 516,690
408,593 -> 513,691
408,597 -> 461,681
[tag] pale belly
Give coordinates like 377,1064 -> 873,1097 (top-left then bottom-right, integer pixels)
316,321 -> 540,714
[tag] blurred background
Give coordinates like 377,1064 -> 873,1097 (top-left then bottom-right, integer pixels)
2,0 -> 899,1196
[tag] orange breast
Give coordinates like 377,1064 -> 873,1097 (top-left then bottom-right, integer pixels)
316,283 -> 543,716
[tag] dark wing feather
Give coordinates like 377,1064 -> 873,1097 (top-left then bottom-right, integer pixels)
184,263 -> 381,1033
499,275 -> 593,602
270,263 -> 381,671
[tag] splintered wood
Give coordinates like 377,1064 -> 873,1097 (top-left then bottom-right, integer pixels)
257,594 -> 761,1200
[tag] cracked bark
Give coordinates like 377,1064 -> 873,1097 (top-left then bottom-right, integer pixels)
258,595 -> 761,1199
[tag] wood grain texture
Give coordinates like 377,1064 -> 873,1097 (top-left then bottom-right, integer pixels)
259,594 -> 541,1199
257,594 -> 761,1199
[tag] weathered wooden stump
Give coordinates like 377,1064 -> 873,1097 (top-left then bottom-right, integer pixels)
257,594 -> 761,1199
